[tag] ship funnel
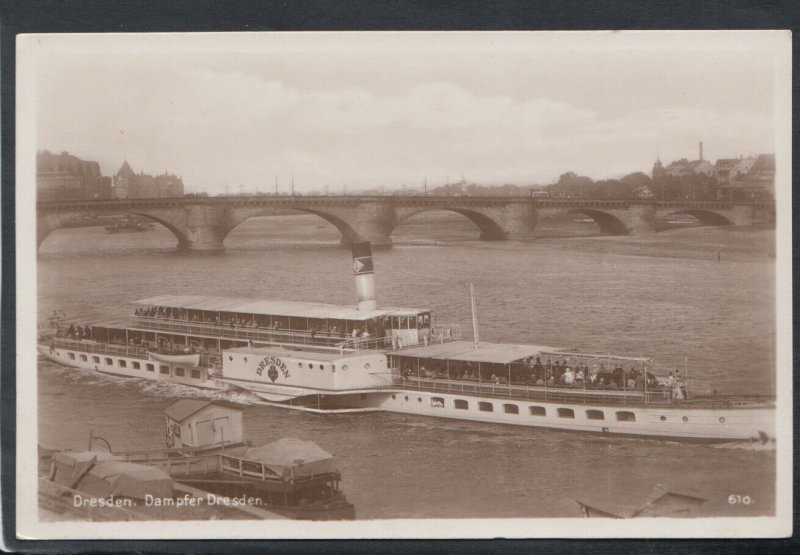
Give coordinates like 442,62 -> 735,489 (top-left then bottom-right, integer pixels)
351,241 -> 377,311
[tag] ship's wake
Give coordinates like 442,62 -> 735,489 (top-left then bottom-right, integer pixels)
38,357 -> 259,406
712,439 -> 776,452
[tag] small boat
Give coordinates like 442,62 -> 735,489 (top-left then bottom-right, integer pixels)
41,400 -> 355,521
148,351 -> 201,367
104,219 -> 154,234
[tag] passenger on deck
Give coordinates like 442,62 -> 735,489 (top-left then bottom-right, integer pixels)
563,367 -> 575,385
575,368 -> 585,383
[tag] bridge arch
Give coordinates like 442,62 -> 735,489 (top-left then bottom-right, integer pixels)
664,209 -> 733,227
293,208 -> 362,244
565,208 -> 630,235
214,206 -> 364,247
123,211 -> 192,248
392,206 -> 510,241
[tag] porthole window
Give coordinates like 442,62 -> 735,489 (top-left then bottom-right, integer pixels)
342,365 -> 348,371
309,364 -> 314,370
404,396 -> 409,401
229,355 -> 233,361
682,416 -> 689,422
616,411 -> 636,422
243,357 -> 248,363
557,408 -> 575,419
320,364 -> 324,371
365,363 -> 371,370
392,394 -> 396,400
719,417 -> 726,423
298,362 -> 303,368
660,415 -> 666,421
418,397 -> 422,403
586,409 -> 605,421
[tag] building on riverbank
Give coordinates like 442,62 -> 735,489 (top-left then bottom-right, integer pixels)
112,160 -> 184,199
36,150 -> 112,201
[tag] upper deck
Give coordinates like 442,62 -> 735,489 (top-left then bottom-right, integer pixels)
131,294 -> 460,352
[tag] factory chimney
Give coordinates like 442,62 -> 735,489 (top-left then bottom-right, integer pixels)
351,241 -> 377,311
699,141 -> 704,161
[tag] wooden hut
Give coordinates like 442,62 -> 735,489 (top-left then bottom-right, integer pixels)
576,483 -> 707,518
164,399 -> 243,450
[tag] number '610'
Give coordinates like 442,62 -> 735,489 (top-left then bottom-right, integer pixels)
728,494 -> 752,505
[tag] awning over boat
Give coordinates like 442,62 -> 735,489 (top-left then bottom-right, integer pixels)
240,438 -> 334,481
393,340 -> 562,365
51,451 -> 174,500
132,295 -> 424,321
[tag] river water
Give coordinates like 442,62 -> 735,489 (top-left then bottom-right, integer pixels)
37,213 -> 776,518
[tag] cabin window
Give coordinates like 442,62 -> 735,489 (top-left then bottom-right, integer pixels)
191,369 -> 201,379
159,365 -> 169,375
146,363 -> 154,372
431,397 -> 445,408
319,364 -> 324,371
175,367 -> 185,377
132,361 -> 140,369
503,404 -> 519,414
478,402 -> 494,413
586,410 -> 605,421
118,359 -> 127,368
104,357 -> 113,365
79,354 -> 88,362
92,356 -> 100,364
557,408 -> 575,419
616,411 -> 636,422
529,406 -> 546,416
454,399 -> 469,410
68,353 -> 76,360
392,394 -> 396,400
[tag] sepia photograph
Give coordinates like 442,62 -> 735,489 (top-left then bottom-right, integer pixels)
15,30 -> 792,539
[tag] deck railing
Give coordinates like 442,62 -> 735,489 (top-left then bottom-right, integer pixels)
132,317 -> 349,348
50,337 -> 149,358
393,374 -> 678,406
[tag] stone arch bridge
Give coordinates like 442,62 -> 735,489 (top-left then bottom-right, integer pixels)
36,196 -> 774,251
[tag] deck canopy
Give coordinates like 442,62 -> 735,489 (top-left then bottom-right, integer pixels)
395,340 -> 562,365
133,294 -> 423,322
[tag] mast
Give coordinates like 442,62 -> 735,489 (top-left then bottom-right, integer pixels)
469,282 -> 479,349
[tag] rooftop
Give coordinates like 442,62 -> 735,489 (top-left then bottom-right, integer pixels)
164,399 -> 242,421
132,295 -> 425,321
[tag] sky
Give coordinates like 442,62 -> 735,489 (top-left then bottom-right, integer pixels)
29,32 -> 783,194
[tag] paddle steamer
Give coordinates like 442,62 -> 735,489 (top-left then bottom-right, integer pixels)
39,243 -> 775,442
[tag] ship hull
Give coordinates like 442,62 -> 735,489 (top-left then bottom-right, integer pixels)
376,390 -> 774,442
38,344 -> 226,391
243,385 -> 774,442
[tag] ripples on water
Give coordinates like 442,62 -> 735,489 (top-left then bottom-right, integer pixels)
36,213 -> 776,518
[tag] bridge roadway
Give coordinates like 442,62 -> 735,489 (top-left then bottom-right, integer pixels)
36,195 -> 775,251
